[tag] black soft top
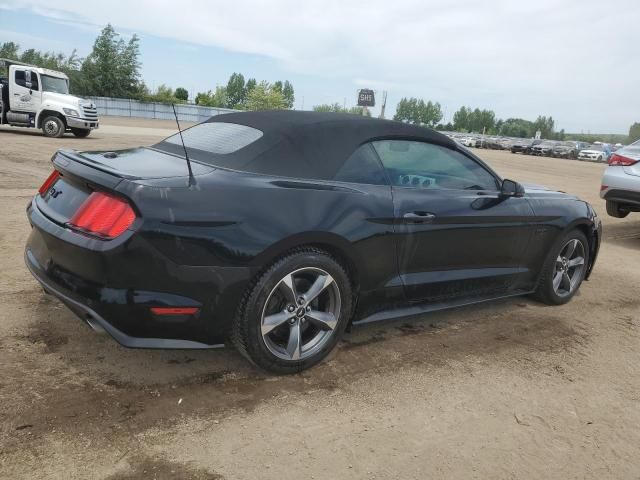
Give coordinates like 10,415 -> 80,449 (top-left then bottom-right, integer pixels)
156,110 -> 456,180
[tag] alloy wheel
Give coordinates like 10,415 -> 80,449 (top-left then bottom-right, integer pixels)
261,267 -> 341,361
553,239 -> 586,297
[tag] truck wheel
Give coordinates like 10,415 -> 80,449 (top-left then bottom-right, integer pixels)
606,200 -> 629,218
42,116 -> 65,138
71,128 -> 91,138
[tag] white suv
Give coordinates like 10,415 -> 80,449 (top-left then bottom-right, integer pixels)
600,139 -> 640,217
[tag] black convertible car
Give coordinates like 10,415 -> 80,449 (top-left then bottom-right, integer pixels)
25,111 -> 601,372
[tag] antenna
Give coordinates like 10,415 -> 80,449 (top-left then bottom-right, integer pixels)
171,103 -> 195,186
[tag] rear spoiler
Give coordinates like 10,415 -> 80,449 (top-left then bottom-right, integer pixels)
53,150 -> 123,191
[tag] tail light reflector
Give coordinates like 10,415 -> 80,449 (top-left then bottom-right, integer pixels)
150,307 -> 199,315
608,153 -> 639,166
69,192 -> 136,239
38,170 -> 60,196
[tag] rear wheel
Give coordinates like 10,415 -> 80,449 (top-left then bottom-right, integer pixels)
71,128 -> 91,138
232,248 -> 352,373
532,230 -> 589,305
606,200 -> 629,218
42,116 -> 65,138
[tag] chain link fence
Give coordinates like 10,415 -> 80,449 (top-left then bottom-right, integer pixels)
86,96 -> 238,123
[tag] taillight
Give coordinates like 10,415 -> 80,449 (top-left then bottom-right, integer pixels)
38,170 -> 60,196
608,153 -> 639,166
69,192 -> 136,239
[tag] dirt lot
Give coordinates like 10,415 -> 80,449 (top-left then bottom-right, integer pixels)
1,117 -> 639,479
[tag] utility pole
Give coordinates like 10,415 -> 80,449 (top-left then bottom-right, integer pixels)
378,91 -> 388,119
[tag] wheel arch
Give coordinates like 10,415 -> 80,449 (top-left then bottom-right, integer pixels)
564,218 -> 600,280
250,231 -> 362,296
37,110 -> 67,129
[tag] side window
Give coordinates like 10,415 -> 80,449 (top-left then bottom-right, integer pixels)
29,71 -> 39,91
14,70 -> 26,87
372,140 -> 498,191
333,143 -> 389,186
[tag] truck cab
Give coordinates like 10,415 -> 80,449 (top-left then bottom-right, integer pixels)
0,59 -> 99,138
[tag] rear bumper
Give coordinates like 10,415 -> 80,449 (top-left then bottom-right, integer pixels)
25,249 -> 222,349
24,198 -> 251,349
601,167 -> 640,202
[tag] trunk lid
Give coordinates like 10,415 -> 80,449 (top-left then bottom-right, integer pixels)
37,148 -> 214,226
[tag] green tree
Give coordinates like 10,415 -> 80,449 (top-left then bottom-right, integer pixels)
194,86 -> 228,107
245,78 -> 257,94
533,115 -> 555,139
629,122 -> 640,143
79,24 -> 142,98
452,106 -> 470,131
225,72 -> 246,108
174,87 -> 188,102
244,81 -> 287,110
282,81 -> 295,109
313,103 -> 370,116
499,118 -> 535,138
393,97 -> 442,127
0,41 -> 19,59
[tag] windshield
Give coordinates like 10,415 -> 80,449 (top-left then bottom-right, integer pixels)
585,144 -> 603,151
41,75 -> 69,94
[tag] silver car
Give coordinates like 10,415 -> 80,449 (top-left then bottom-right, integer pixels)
600,139 -> 640,217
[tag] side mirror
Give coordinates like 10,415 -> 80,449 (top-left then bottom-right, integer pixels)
500,179 -> 525,198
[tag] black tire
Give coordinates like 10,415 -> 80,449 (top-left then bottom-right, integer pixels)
606,200 -> 629,218
71,128 -> 91,138
231,248 -> 353,373
531,230 -> 589,305
41,115 -> 65,138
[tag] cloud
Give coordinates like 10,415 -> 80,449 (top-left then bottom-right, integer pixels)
4,0 -> 639,132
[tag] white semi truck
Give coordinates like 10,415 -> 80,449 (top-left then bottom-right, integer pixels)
0,58 -> 99,138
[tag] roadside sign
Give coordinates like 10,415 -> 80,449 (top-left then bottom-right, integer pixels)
357,89 -> 375,107
535,130 -> 541,140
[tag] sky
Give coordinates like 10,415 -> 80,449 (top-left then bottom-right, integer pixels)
1,0 -> 638,133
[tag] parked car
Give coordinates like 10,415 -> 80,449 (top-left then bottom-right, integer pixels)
530,140 -> 558,156
24,111 -> 601,372
511,139 -> 539,154
600,139 -> 640,217
552,142 -> 579,159
578,144 -> 608,162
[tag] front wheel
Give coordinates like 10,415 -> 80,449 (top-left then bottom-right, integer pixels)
42,116 -> 65,138
232,248 -> 353,373
71,128 -> 91,138
532,230 -> 589,305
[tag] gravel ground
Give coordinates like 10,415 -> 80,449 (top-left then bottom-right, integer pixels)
1,117 -> 639,479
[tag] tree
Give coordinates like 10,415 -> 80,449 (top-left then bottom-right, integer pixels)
313,103 -> 370,116
499,118 -> 535,138
244,81 -> 287,110
225,72 -> 246,108
79,24 -> 143,98
0,41 -> 19,59
452,106 -> 470,131
629,122 -> 640,143
174,87 -> 188,102
533,115 -> 555,139
195,86 -> 228,107
282,80 -> 295,109
393,97 -> 442,127
245,78 -> 257,94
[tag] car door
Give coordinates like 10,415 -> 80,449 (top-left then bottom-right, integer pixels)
10,68 -> 41,114
372,139 -> 536,303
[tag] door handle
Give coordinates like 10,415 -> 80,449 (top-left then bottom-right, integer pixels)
403,211 -> 436,223
13,93 -> 20,96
